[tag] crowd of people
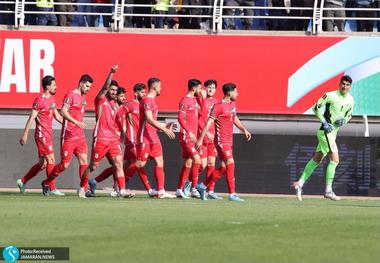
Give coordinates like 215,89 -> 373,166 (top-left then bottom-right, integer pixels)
1,0 -> 379,31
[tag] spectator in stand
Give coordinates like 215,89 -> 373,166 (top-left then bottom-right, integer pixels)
288,0 -> 313,31
376,0 -> 380,31
134,0 -> 152,28
182,0 -> 204,29
76,0 -> 94,26
55,0 -> 76,26
92,0 -> 112,27
36,0 -> 58,25
355,0 -> 375,32
201,0 -> 213,29
123,0 -> 135,28
224,0 -> 254,30
0,1 -> 13,25
323,0 -> 346,31
268,0 -> 289,30
153,0 -> 170,28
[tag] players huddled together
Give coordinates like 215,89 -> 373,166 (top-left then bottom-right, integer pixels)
16,64 -> 354,202
16,64 -> 252,202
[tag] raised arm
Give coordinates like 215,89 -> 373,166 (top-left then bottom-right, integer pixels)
97,64 -> 118,99
19,109 -> 38,145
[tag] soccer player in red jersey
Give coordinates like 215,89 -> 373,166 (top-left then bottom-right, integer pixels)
175,79 -> 203,198
195,79 -> 220,199
196,83 -> 251,202
123,77 -> 176,198
41,74 -> 93,196
17,75 -> 63,194
89,84 -> 155,197
78,64 -> 127,198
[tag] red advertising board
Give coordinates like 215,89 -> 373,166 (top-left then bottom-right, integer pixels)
0,30 -> 344,113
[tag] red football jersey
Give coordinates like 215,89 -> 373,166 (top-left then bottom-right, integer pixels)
178,96 -> 199,142
93,96 -> 119,141
116,100 -> 140,145
61,90 -> 86,140
137,97 -> 159,144
210,101 -> 237,146
197,94 -> 217,143
32,96 -> 56,140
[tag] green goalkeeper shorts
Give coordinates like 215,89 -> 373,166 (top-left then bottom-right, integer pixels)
316,129 -> 338,155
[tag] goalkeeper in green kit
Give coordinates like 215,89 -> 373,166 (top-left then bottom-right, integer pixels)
293,75 -> 354,201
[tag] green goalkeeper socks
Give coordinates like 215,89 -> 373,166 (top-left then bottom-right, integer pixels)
326,161 -> 338,189
299,159 -> 319,184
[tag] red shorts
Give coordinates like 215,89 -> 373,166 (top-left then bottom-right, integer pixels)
91,138 -> 122,163
199,142 -> 217,159
216,144 -> 233,161
137,142 -> 162,161
35,137 -> 54,157
180,140 -> 199,159
124,144 -> 137,161
61,137 -> 88,163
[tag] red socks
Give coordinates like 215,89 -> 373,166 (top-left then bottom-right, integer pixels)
21,163 -> 42,184
206,165 -> 215,182
138,168 -> 151,191
95,167 -> 113,183
155,166 -> 165,191
226,163 -> 235,194
116,175 -> 125,190
177,165 -> 191,189
206,166 -> 226,191
191,163 -> 201,188
46,163 -> 56,190
79,164 -> 88,191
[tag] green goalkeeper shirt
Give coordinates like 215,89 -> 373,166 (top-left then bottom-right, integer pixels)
313,90 -> 355,131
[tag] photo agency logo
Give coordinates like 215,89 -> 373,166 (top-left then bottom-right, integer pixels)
1,247 -> 69,262
2,246 -> 19,262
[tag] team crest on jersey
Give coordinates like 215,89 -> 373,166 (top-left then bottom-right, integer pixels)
64,151 -> 68,157
145,103 -> 151,110
82,100 -> 87,106
49,103 -> 56,109
48,145 -> 53,151
95,153 -> 99,159
226,151 -> 231,157
191,147 -> 196,153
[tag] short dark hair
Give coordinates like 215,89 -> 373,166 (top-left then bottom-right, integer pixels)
133,83 -> 146,92
340,75 -> 352,84
147,77 -> 160,89
222,83 -> 236,95
187,79 -> 201,91
117,87 -> 126,95
42,75 -> 55,90
204,79 -> 217,88
110,80 -> 119,87
79,74 -> 93,84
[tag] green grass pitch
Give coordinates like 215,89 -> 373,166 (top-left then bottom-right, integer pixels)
1,193 -> 379,263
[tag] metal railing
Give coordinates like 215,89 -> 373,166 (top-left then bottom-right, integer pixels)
0,0 -> 379,34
